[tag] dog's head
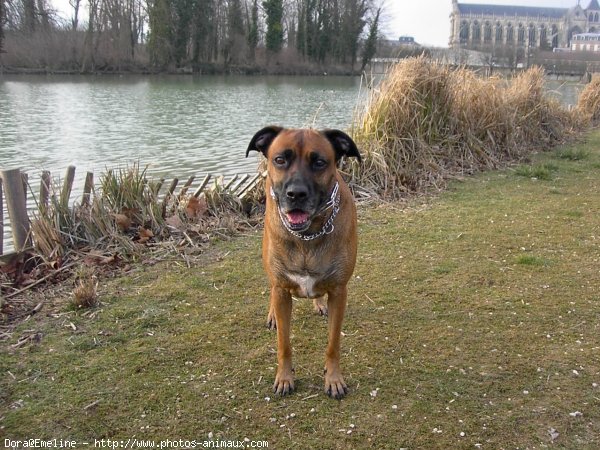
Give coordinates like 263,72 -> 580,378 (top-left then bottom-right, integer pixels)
246,126 -> 361,233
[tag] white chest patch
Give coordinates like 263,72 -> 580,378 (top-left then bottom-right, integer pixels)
287,273 -> 321,299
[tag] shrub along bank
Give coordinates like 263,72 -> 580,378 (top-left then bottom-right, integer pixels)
348,57 -> 599,198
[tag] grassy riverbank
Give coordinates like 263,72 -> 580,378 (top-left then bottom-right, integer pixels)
2,130 -> 599,448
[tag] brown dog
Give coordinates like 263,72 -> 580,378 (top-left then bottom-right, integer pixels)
246,126 -> 361,399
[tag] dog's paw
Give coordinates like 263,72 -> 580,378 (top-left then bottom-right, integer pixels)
313,297 -> 328,317
324,369 -> 348,400
266,310 -> 277,330
273,370 -> 295,396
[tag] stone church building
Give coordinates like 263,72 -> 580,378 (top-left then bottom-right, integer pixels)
449,0 -> 600,51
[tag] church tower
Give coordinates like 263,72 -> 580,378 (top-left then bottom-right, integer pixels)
449,0 -> 460,47
587,0 -> 600,31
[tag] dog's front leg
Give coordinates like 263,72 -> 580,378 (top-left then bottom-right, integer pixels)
324,285 -> 348,399
272,286 -> 294,396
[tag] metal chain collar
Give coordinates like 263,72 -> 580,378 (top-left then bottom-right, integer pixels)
270,182 -> 341,241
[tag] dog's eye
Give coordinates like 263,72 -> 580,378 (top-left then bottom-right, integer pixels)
313,159 -> 328,170
273,156 -> 286,166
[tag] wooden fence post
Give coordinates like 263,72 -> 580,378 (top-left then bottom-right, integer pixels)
155,178 -> 165,194
161,178 -> 179,217
193,174 -> 212,198
223,175 -> 239,191
1,169 -> 30,252
40,170 -> 51,213
60,165 -> 76,208
179,176 -> 195,197
231,174 -> 250,194
21,173 -> 28,201
82,172 -> 94,206
237,173 -> 262,199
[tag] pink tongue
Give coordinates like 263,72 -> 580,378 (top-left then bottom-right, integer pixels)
286,210 -> 310,225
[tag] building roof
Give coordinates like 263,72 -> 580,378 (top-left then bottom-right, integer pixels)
572,32 -> 600,38
457,3 -> 568,19
588,0 -> 600,10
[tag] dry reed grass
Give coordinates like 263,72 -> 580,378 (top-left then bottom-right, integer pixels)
29,164 -> 260,262
349,58 -> 581,198
71,267 -> 99,309
30,165 -> 153,260
576,74 -> 600,123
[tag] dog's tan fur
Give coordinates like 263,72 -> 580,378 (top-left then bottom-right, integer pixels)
246,127 -> 361,399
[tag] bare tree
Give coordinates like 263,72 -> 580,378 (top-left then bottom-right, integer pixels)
69,0 -> 81,29
0,0 -> 385,72
0,0 -> 5,53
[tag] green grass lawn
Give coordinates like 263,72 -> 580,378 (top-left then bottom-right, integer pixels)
2,132 -> 600,449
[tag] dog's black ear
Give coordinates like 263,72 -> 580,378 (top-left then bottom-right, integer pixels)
246,126 -> 284,158
321,129 -> 362,162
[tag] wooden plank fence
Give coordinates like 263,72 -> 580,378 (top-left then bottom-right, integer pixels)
0,165 -> 263,257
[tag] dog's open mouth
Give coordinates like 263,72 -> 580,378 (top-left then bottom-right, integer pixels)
284,209 -> 311,231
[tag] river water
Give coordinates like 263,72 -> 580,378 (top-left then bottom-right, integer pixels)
0,75 -> 363,186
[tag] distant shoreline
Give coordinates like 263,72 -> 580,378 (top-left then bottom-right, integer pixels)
0,63 -> 360,77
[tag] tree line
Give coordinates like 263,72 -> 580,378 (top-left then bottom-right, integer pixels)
0,0 -> 381,73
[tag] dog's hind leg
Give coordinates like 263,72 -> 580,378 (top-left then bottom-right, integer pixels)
313,296 -> 328,317
267,296 -> 277,330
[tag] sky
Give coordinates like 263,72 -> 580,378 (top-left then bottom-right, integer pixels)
51,0 -> 584,49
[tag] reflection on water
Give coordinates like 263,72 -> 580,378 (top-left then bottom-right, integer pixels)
545,80 -> 583,107
0,75 -> 363,205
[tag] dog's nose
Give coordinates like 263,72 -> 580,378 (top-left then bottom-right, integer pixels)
286,186 -> 308,201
